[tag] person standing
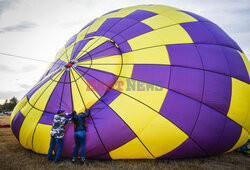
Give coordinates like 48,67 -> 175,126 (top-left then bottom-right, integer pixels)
47,109 -> 71,163
71,109 -> 90,163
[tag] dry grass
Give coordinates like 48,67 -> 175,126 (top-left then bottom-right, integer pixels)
0,115 -> 249,170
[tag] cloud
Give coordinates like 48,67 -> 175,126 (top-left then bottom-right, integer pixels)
21,65 -> 38,73
0,0 -> 19,16
0,21 -> 37,34
0,64 -> 17,73
0,89 -> 25,102
18,83 -> 32,89
0,64 -> 37,73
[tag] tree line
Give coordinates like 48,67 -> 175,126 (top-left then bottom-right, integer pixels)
0,97 -> 18,113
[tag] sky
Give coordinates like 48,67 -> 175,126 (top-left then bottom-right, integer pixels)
0,0 -> 249,103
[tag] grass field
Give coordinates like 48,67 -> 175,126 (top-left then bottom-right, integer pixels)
0,115 -> 249,170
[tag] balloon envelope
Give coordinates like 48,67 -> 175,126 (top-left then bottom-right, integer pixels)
10,5 -> 250,159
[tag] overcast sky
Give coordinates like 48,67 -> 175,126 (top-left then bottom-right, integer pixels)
0,0 -> 249,103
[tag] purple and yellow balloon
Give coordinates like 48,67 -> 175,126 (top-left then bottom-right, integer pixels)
10,5 -> 250,159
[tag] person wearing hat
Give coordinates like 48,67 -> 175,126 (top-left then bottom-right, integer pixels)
47,109 -> 72,163
71,109 -> 90,163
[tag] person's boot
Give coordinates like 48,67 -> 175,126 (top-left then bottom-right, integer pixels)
72,158 -> 76,163
80,158 -> 86,164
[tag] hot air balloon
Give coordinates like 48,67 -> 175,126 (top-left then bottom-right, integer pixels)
10,5 -> 250,159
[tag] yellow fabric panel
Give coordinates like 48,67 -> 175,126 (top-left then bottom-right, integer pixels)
142,10 -> 197,29
90,64 -> 121,76
226,128 -> 249,152
119,64 -> 134,78
33,124 -> 52,154
122,46 -> 170,65
75,26 -> 90,43
227,78 -> 250,132
75,37 -> 109,59
138,115 -> 188,157
109,93 -> 158,136
20,102 -> 32,117
142,14 -> 176,29
120,5 -> 178,14
78,55 -> 122,66
55,47 -> 68,63
104,8 -> 137,19
78,60 -> 91,66
238,51 -> 250,80
10,96 -> 28,125
29,71 -> 64,110
161,10 -> 197,24
19,108 -> 43,150
91,55 -> 122,64
114,77 -> 168,112
128,24 -> 193,50
70,69 -> 100,112
244,111 -> 250,132
109,138 -> 154,159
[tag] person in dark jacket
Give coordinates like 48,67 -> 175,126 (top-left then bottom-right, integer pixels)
71,109 -> 90,163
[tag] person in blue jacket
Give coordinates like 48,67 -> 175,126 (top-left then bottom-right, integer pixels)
71,109 -> 90,163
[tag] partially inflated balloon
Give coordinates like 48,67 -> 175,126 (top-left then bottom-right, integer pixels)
10,5 -> 250,159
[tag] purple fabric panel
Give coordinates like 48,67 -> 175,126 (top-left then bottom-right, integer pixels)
159,90 -> 201,135
167,44 -> 203,69
85,32 -> 96,38
85,68 -> 118,87
208,118 -> 242,155
61,121 -> 108,158
88,41 -> 121,60
78,55 -> 91,62
65,34 -> 77,48
84,117 -> 108,157
203,71 -> 232,115
46,60 -> 65,76
61,124 -> 75,157
180,22 -> 217,44
125,10 -> 157,21
100,89 -> 121,105
27,70 -> 60,99
91,101 -> 136,151
203,22 -> 242,52
88,41 -> 114,55
57,71 -> 69,83
60,74 -> 73,113
96,18 -> 121,34
115,41 -> 132,53
180,10 -> 211,22
169,66 -> 204,101
197,44 -> 230,76
93,153 -> 111,159
159,138 -> 207,158
71,39 -> 91,59
131,64 -> 170,88
75,66 -> 89,75
191,104 -> 226,153
91,46 -> 120,60
64,70 -> 71,83
119,22 -> 153,41
38,112 -> 55,125
83,73 -> 111,98
109,18 -> 138,34
11,111 -> 25,141
44,77 -> 65,113
222,46 -> 250,84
